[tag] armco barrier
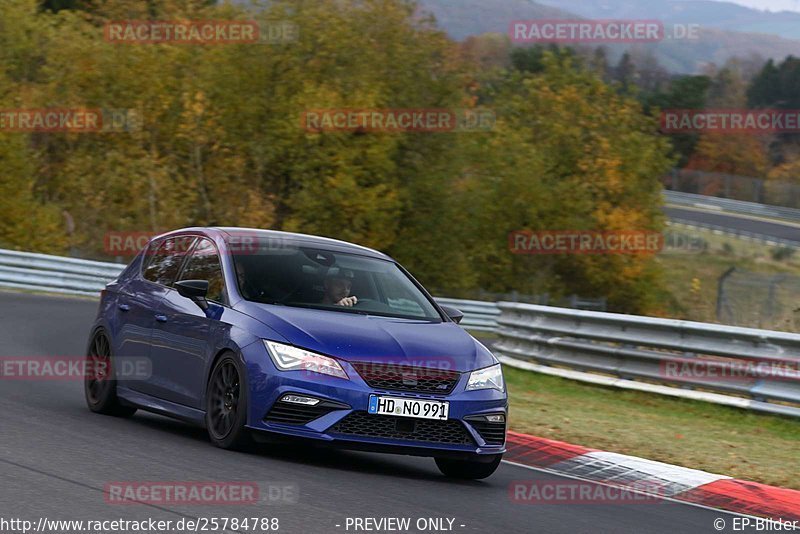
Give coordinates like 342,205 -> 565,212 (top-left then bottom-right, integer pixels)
0,250 -> 500,326
494,302 -> 800,418
668,218 -> 800,249
0,249 -> 595,331
0,249 -> 124,296
434,297 -> 500,332
664,190 -> 800,223
4,248 -> 799,417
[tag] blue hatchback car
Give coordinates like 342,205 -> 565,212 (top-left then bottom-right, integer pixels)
85,228 -> 507,479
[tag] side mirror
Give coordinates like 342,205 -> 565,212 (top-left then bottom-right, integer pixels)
440,305 -> 464,324
174,280 -> 209,311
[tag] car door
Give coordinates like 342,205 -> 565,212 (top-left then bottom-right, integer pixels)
114,276 -> 160,393
122,235 -> 196,397
150,238 -> 227,408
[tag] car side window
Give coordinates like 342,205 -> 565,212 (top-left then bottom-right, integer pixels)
143,236 -> 195,286
178,238 -> 226,304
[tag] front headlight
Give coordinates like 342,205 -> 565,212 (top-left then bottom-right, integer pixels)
264,340 -> 348,380
466,363 -> 504,392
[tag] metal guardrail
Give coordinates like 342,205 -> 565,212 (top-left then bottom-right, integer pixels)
664,190 -> 800,223
0,249 -> 503,327
0,249 -> 604,331
668,218 -> 800,249
435,295 -> 607,331
663,168 -> 800,209
434,297 -> 500,332
3,248 -> 799,416
494,302 -> 800,418
0,249 -> 124,296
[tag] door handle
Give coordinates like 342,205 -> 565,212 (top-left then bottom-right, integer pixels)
118,304 -> 130,312
155,314 -> 168,323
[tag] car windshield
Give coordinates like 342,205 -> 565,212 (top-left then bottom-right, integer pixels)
230,240 -> 442,321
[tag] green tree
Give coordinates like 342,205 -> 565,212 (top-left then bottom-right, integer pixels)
397,55 -> 674,313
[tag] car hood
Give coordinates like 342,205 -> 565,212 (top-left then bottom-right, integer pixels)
237,302 -> 496,372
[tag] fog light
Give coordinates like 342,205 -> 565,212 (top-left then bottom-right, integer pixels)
485,414 -> 505,423
281,394 -> 320,406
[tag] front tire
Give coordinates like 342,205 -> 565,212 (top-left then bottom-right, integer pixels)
435,454 -> 502,480
205,353 -> 254,451
84,330 -> 137,417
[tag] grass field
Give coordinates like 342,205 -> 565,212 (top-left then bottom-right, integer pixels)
656,225 -> 800,330
504,366 -> 800,490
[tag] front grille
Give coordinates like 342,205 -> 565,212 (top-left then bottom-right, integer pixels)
330,411 -> 474,445
467,420 -> 506,445
264,398 -> 349,425
351,362 -> 461,395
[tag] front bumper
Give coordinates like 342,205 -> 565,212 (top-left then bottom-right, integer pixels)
242,342 -> 508,458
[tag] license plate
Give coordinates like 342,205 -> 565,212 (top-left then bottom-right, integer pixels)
367,395 -> 449,420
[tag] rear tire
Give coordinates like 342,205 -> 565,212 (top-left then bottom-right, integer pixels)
435,454 -> 502,480
84,330 -> 137,417
205,353 -> 255,451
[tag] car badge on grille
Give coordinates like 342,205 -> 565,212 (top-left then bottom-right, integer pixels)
401,372 -> 418,386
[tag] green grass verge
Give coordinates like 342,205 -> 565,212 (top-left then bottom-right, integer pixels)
505,366 -> 800,490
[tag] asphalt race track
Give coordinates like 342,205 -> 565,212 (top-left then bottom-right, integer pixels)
664,206 -> 800,244
0,291 -> 768,534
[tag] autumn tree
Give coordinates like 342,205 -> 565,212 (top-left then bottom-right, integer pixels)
0,0 -> 676,313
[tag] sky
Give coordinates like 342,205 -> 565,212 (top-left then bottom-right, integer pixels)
711,0 -> 800,12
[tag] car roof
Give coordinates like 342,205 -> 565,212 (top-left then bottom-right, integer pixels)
154,227 -> 393,261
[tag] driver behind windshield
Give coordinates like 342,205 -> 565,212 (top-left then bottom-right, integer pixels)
322,267 -> 357,307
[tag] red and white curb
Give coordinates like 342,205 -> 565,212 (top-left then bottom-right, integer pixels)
504,431 -> 800,521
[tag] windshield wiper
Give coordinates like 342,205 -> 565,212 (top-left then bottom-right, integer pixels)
284,302 -> 370,315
